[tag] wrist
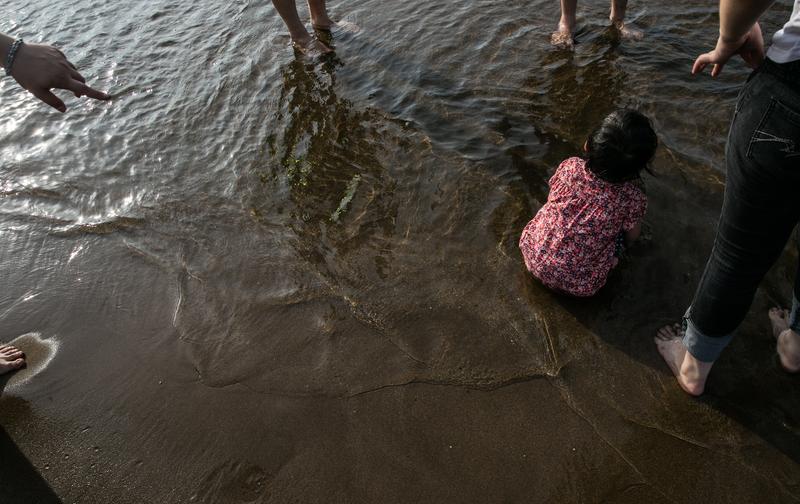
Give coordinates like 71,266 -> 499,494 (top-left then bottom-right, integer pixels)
719,23 -> 754,45
3,38 -> 24,76
719,33 -> 746,45
0,33 -> 13,61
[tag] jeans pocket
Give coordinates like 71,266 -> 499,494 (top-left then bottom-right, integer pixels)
745,98 -> 800,165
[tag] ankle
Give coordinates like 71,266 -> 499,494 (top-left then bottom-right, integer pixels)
290,30 -> 313,46
558,16 -> 575,32
610,16 -> 625,30
311,14 -> 333,28
677,368 -> 705,395
678,353 -> 712,395
679,364 -> 700,384
609,7 -> 626,24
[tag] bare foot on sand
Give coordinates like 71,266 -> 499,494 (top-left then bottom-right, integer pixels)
769,307 -> 800,372
655,324 -> 712,396
0,344 -> 26,375
611,19 -> 643,40
551,23 -> 575,49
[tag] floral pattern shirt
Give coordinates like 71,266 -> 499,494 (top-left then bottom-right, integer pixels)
519,157 -> 647,297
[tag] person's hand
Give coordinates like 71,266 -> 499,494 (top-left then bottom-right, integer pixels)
10,43 -> 110,112
692,22 -> 764,77
737,22 -> 765,69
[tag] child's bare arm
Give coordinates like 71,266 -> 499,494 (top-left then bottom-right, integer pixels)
624,222 -> 642,246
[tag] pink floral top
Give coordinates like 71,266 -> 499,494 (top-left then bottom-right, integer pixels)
519,157 -> 647,297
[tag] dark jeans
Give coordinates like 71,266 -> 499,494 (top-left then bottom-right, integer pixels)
683,58 -> 800,362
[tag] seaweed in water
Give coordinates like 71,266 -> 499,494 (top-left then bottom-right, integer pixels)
330,174 -> 361,223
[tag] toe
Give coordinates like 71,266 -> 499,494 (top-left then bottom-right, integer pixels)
1,350 -> 23,360
771,308 -> 790,323
0,345 -> 15,355
0,357 -> 25,375
656,326 -> 676,340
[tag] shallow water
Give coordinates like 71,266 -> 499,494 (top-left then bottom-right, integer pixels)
1,0 -> 799,502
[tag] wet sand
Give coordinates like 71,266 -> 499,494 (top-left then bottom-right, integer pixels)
2,141 -> 799,503
1,0 -> 799,502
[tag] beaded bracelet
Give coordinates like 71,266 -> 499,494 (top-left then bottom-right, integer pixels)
4,39 -> 24,76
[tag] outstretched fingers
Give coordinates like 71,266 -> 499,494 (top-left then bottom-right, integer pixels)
70,69 -> 86,84
29,78 -> 109,113
691,54 -> 707,75
68,71 -> 87,97
692,52 -> 723,77
31,88 -> 67,113
64,79 -> 110,100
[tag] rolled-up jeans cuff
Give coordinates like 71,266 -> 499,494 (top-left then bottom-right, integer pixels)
681,310 -> 733,363
789,295 -> 800,333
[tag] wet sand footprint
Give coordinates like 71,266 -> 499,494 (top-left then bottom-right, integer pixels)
0,332 -> 59,392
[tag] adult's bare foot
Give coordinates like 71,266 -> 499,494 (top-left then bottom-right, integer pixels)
655,324 -> 711,396
0,344 -> 26,375
311,19 -> 334,31
313,19 -> 360,35
292,35 -> 333,55
769,307 -> 800,372
611,19 -> 643,40
551,24 -> 575,49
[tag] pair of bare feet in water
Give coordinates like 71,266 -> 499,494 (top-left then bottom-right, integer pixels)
550,0 -> 643,50
551,18 -> 643,49
293,21 -> 337,55
0,344 -> 25,376
294,20 -> 360,56
655,308 -> 800,396
271,0 -> 358,56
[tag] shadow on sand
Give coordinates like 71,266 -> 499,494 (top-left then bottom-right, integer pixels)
0,386 -> 63,504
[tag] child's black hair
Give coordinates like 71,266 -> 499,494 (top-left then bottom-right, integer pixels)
585,109 -> 658,183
